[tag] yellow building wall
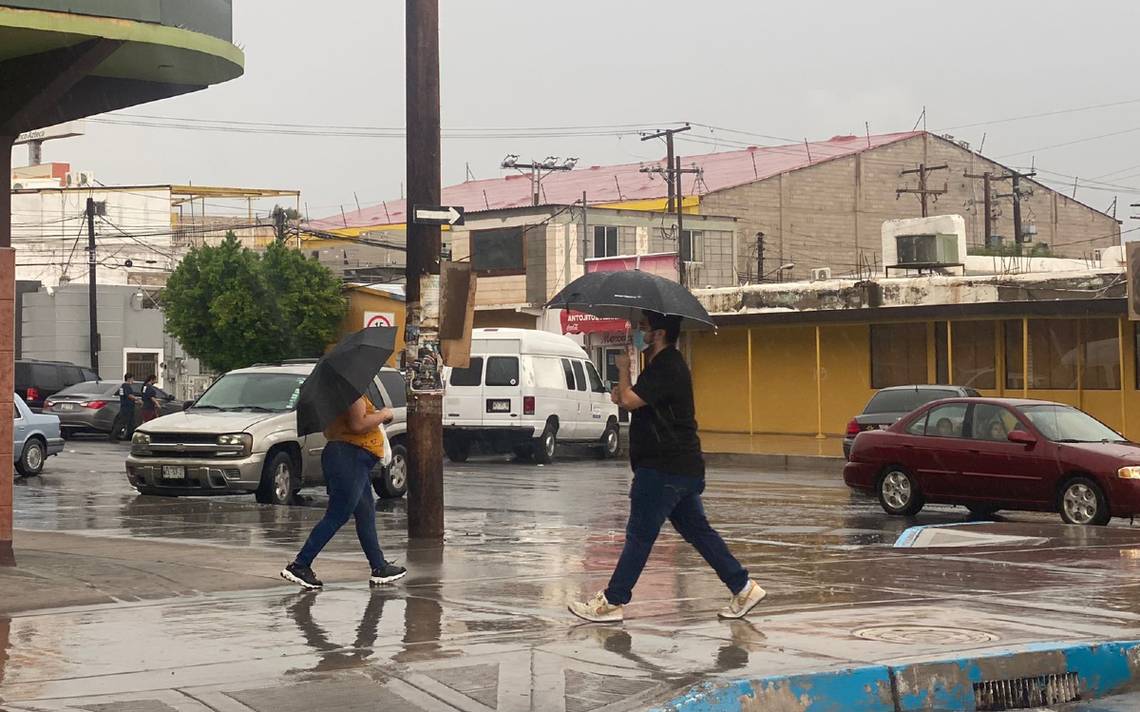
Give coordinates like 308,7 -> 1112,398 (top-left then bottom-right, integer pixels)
751,326 -> 818,435
690,329 -> 749,433
820,324 -> 874,435
341,290 -> 405,366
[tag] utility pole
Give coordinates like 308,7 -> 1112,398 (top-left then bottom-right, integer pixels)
640,125 -> 690,210
405,0 -> 443,540
993,169 -> 1036,245
965,170 -> 994,248
638,144 -> 700,287
500,156 -> 577,206
85,198 -> 99,374
756,232 -> 765,283
897,163 -> 948,217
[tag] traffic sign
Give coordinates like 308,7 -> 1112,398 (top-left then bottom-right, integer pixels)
412,204 -> 464,226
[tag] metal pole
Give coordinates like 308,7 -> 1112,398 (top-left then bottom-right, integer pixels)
982,173 -> 992,248
1022,318 -> 1029,398
1120,317 -> 1128,438
815,325 -> 825,439
1012,173 -> 1023,247
405,0 -> 444,539
86,198 -> 99,374
747,328 -> 754,436
946,321 -> 953,384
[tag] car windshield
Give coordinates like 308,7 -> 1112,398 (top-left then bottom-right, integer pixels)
193,373 -> 307,412
1020,405 -> 1125,443
864,388 -> 958,415
55,381 -> 115,397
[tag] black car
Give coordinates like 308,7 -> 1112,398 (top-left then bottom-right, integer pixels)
843,385 -> 980,459
15,359 -> 100,412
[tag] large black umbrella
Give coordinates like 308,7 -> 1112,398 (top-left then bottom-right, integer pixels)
296,326 -> 397,436
546,270 -> 714,326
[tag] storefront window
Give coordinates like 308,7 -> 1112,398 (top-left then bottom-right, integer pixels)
1028,319 -> 1078,390
1005,320 -> 1024,390
1083,319 -> 1120,390
952,321 -> 997,390
870,323 -> 927,388
934,321 -> 948,385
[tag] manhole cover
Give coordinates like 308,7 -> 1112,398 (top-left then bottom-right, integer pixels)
853,625 -> 1000,645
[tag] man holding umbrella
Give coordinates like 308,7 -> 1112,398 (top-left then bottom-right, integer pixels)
566,309 -> 766,623
281,327 -> 407,590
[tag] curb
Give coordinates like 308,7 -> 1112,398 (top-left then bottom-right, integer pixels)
652,640 -> 1140,712
703,452 -> 844,472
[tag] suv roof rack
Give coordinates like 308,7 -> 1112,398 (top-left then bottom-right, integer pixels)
282,358 -> 321,364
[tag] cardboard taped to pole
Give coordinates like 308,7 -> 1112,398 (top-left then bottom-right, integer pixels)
439,261 -> 471,340
441,263 -> 477,368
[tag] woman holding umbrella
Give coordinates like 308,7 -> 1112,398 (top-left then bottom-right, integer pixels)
281,327 -> 407,590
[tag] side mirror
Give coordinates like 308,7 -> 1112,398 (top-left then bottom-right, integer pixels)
1008,430 -> 1037,446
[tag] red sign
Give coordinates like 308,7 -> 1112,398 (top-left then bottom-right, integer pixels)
560,310 -> 628,335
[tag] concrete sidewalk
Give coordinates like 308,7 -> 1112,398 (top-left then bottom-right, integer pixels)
4,451 -> 1140,711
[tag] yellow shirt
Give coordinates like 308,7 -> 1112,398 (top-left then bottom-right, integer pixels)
323,398 -> 385,459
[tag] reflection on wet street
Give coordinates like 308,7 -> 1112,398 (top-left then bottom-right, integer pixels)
4,441 -> 1140,710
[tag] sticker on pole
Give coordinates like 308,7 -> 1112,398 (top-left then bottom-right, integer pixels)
412,204 -> 465,226
364,311 -> 396,329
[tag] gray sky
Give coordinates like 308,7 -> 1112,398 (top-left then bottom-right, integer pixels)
18,1 -> 1140,221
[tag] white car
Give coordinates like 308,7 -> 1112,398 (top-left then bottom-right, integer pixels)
13,394 -> 64,476
443,328 -> 620,464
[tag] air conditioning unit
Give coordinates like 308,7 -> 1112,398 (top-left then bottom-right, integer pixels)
65,171 -> 94,187
895,233 -> 959,266
11,182 -> 24,190
810,267 -> 832,282
78,171 -> 94,186
65,172 -> 79,187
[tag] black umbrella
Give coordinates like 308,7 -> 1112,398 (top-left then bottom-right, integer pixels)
296,326 -> 397,436
546,270 -> 714,326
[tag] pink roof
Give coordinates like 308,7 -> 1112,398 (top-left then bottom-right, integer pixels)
308,131 -> 922,231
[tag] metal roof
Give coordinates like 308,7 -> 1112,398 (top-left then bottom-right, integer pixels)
308,131 -> 921,232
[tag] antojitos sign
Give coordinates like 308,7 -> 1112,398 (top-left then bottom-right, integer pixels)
560,310 -> 628,335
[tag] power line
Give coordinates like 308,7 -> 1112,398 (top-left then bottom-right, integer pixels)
937,97 -> 1140,132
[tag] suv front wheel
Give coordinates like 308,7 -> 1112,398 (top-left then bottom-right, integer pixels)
374,442 -> 408,499
256,451 -> 297,506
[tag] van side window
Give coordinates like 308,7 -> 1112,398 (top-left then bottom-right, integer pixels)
571,361 -> 587,391
585,362 -> 605,393
486,357 -> 519,386
560,359 -> 575,390
449,357 -> 484,387
534,357 -> 565,389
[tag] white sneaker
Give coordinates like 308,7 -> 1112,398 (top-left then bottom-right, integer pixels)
718,580 -> 767,619
568,591 -> 624,623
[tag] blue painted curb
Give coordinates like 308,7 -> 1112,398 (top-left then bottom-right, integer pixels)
652,640 -> 1140,712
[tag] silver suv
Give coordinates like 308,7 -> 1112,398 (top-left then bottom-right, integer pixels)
125,362 -> 408,505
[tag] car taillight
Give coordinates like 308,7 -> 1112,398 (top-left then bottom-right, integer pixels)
524,396 -> 535,415
83,400 -> 107,409
846,419 -> 861,437
26,387 -> 40,403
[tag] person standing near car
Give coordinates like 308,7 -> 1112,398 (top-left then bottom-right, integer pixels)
140,375 -> 160,423
281,394 -> 407,590
569,310 -> 767,623
115,373 -> 143,442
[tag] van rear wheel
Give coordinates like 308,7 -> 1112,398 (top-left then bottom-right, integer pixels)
445,436 -> 470,463
534,427 -> 557,465
597,422 -> 620,459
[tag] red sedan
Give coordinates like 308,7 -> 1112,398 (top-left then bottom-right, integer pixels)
843,397 -> 1140,526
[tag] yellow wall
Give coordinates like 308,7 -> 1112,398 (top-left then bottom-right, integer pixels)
693,316 -> 1140,441
341,289 -> 405,366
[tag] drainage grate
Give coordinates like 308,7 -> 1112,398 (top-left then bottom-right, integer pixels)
973,673 -> 1080,710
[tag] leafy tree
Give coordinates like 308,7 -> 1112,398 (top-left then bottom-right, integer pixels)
163,232 -> 346,373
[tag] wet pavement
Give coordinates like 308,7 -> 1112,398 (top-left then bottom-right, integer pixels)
4,439 -> 1140,710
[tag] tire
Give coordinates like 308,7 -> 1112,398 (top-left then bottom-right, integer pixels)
877,467 -> 924,516
15,438 -> 46,477
374,443 -> 408,499
1059,477 -> 1110,526
61,428 -> 76,441
596,421 -> 620,460
256,451 -> 297,506
534,425 -> 557,465
444,436 -> 470,463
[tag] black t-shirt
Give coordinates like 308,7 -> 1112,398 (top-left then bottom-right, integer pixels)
142,384 -> 158,411
629,346 -> 705,478
120,383 -> 136,410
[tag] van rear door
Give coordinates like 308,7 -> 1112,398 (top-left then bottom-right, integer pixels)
444,356 -> 484,427
481,339 -> 522,428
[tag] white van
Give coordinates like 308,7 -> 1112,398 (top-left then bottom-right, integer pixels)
443,328 -> 620,464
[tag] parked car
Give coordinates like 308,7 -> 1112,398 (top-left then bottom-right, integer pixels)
43,381 -> 181,439
12,394 -> 64,476
125,362 -> 407,505
442,328 -> 620,464
844,397 -> 1140,526
16,359 -> 100,412
844,385 -> 980,459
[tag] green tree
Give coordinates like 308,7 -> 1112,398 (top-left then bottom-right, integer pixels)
163,233 -> 346,373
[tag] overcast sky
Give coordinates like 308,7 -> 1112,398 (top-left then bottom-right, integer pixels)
15,1 -> 1140,222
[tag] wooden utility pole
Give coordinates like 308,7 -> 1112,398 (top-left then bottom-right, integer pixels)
897,163 -> 948,217
405,0 -> 444,539
965,170 -> 994,247
993,169 -> 1036,244
641,125 -> 689,211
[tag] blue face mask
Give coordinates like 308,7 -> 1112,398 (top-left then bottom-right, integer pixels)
632,329 -> 647,351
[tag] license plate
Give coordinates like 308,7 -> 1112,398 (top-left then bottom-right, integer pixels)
161,465 -> 185,480
58,403 -> 75,411
486,399 -> 511,413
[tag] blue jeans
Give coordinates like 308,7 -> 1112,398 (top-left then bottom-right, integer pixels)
605,468 -> 749,605
295,441 -> 386,570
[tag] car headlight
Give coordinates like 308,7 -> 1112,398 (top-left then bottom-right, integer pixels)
132,432 -> 151,446
1119,466 -> 1140,480
217,433 -> 253,454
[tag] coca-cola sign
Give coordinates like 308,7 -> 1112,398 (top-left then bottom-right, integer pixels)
559,310 -> 628,335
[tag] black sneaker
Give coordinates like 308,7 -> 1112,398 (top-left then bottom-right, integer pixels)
369,562 -> 407,586
281,562 -> 323,590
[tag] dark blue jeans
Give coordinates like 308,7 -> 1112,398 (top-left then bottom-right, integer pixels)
605,468 -> 749,605
295,441 -> 386,570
